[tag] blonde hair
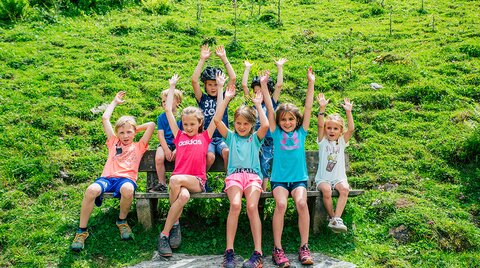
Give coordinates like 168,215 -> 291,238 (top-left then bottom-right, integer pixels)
234,105 -> 257,135
325,113 -> 346,133
275,103 -> 303,130
115,116 -> 137,133
161,89 -> 183,104
182,106 -> 205,133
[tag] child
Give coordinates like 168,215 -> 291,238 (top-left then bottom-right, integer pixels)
71,91 -> 155,252
315,93 -> 354,233
151,88 -> 183,192
261,68 -> 315,267
192,44 -> 236,171
157,73 -> 221,257
241,58 -> 287,191
214,85 -> 269,268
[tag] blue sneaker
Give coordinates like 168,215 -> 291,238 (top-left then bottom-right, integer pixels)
222,249 -> 236,268
242,251 -> 263,268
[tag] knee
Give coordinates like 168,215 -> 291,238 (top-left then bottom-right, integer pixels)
177,190 -> 191,204
169,176 -> 181,188
296,200 -> 308,213
155,155 -> 165,166
85,185 -> 101,199
275,200 -> 288,213
246,203 -> 258,216
121,186 -> 135,200
222,148 -> 229,159
319,185 -> 332,197
338,185 -> 350,196
229,201 -> 242,215
207,152 -> 215,164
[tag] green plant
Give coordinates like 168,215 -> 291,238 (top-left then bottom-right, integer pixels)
0,0 -> 29,21
141,0 -> 171,15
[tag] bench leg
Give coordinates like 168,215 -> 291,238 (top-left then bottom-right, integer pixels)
307,196 -> 316,233
312,196 -> 328,235
258,198 -> 266,222
136,198 -> 158,230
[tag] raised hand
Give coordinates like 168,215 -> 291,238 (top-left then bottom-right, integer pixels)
216,71 -> 227,86
274,57 -> 287,67
307,66 -> 315,83
225,84 -> 236,100
260,70 -> 270,84
342,98 -> 353,111
252,90 -> 263,106
114,91 -> 126,105
317,93 -> 329,108
244,60 -> 253,68
215,45 -> 226,59
200,44 -> 211,60
169,74 -> 180,87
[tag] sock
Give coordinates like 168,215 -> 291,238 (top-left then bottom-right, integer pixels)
161,231 -> 169,237
254,250 -> 262,256
173,220 -> 179,226
77,227 -> 87,233
117,218 -> 127,224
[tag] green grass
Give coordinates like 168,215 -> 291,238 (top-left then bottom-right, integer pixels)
0,0 -> 479,266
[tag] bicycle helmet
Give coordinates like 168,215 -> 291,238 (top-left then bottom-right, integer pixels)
251,76 -> 275,94
200,67 -> 223,83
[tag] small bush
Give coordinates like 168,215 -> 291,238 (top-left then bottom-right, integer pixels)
460,44 -> 480,58
458,126 -> 480,163
141,0 -> 171,15
0,0 -> 29,21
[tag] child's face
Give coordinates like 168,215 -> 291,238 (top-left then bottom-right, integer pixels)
182,114 -> 201,137
234,116 -> 253,137
253,85 -> 262,94
204,80 -> 218,97
116,123 -> 136,145
325,121 -> 342,141
279,112 -> 297,133
162,97 -> 179,112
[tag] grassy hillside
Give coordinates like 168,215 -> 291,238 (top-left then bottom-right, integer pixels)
0,0 -> 479,267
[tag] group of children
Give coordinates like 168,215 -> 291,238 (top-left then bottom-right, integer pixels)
70,45 -> 355,268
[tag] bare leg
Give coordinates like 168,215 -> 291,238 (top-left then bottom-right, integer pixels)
272,187 -> 289,249
334,181 -> 350,218
118,182 -> 135,219
225,186 -> 243,250
221,148 -> 229,172
292,187 -> 309,246
79,183 -> 102,228
154,147 -> 167,185
245,185 -> 262,253
318,182 -> 335,218
206,152 -> 215,171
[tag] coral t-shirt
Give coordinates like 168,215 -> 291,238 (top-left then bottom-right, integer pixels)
101,136 -> 148,183
172,130 -> 211,183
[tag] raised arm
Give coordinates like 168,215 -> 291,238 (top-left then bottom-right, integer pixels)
260,71 -> 276,133
342,98 -> 355,143
272,58 -> 287,102
241,60 -> 253,99
212,72 -> 229,138
216,45 -> 236,87
192,44 -> 211,101
317,93 -> 329,142
253,91 -> 269,140
302,66 -> 315,131
102,91 -> 125,139
138,121 -> 156,145
205,72 -> 225,138
166,74 -> 181,137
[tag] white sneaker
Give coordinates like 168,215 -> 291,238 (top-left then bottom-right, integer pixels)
329,217 -> 348,233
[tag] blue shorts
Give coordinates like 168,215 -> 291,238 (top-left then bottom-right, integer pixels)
93,177 -> 137,207
271,181 -> 308,193
259,137 -> 274,178
208,136 -> 228,155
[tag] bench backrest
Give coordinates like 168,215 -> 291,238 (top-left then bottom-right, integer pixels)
139,150 -> 348,191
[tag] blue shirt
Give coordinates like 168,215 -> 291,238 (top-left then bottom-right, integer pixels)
198,93 -> 228,138
254,98 -> 278,139
225,130 -> 263,177
270,127 -> 308,182
157,113 -> 182,146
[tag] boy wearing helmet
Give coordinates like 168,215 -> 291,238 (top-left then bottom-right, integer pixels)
241,58 -> 287,191
192,44 -> 237,172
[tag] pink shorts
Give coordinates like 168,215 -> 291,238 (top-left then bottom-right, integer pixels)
224,172 -> 262,192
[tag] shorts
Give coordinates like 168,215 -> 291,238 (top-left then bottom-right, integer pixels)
224,171 -> 262,192
271,181 -> 308,193
316,178 -> 348,189
208,137 -> 228,155
157,143 -> 176,151
93,177 -> 137,207
195,176 -> 207,193
259,137 -> 274,178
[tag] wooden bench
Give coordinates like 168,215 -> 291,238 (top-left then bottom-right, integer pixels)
105,150 -> 364,234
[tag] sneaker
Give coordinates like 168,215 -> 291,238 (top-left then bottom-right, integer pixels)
328,217 -> 348,233
116,222 -> 133,240
149,183 -> 168,193
272,247 -> 290,268
169,223 -> 182,249
71,231 -> 89,252
158,234 -> 172,257
298,244 -> 314,265
242,251 -> 263,268
222,249 -> 236,268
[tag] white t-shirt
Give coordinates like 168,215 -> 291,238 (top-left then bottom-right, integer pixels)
315,136 -> 348,186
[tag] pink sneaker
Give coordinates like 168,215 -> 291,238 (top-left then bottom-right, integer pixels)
298,244 -> 313,265
272,247 -> 290,267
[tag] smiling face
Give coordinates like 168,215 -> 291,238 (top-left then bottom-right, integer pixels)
116,123 -> 136,145
325,120 -> 343,141
182,114 -> 202,136
234,115 -> 254,137
278,112 -> 298,133
204,79 -> 218,97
